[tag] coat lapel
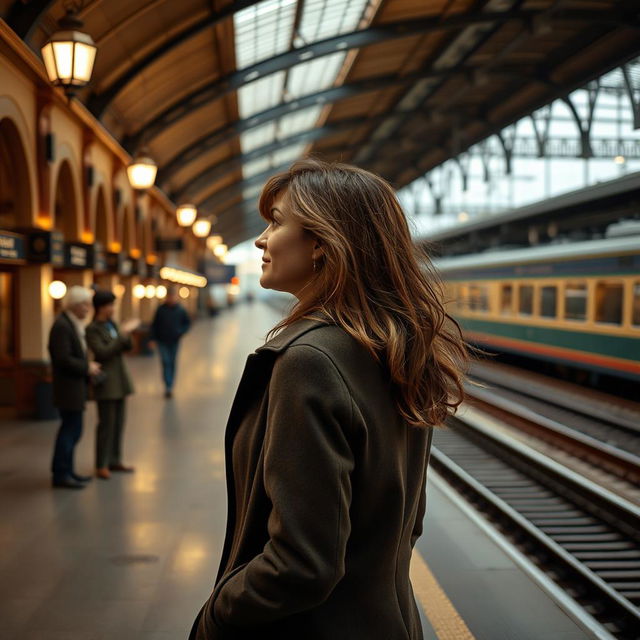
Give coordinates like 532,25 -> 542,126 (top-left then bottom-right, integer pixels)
215,316 -> 332,584
62,312 -> 84,355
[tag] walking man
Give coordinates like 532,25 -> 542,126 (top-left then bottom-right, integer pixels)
49,286 -> 101,489
149,286 -> 191,398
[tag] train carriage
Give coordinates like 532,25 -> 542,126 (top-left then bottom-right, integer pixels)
436,236 -> 640,382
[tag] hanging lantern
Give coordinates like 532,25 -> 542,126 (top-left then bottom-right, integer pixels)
192,219 -> 211,238
213,243 -> 227,257
127,151 -> 157,190
176,204 -> 197,227
133,284 -> 146,299
41,8 -> 97,93
156,285 -> 167,299
206,235 -> 223,251
144,284 -> 156,299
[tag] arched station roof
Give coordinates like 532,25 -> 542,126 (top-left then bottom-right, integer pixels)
3,0 -> 639,247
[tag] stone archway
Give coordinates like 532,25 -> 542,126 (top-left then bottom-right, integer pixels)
122,205 -> 134,253
0,117 -> 33,230
53,160 -> 80,240
95,186 -> 109,247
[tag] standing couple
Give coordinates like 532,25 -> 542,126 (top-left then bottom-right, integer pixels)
49,285 -> 190,489
49,288 -> 139,489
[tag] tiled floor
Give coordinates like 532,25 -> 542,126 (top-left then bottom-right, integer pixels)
0,300 -> 590,639
0,302 -> 280,639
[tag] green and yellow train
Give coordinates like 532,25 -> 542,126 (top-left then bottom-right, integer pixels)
436,235 -> 640,382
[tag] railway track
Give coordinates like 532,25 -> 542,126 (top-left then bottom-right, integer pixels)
433,414 -> 640,638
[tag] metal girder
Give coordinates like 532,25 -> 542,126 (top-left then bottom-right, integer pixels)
155,63 -> 526,185
85,0 -> 263,116
130,69 -> 412,156
173,123 -> 363,202
354,0 -> 525,168
87,6 -> 600,118
122,14 -> 560,152
196,161 -> 295,218
383,20 -> 640,186
5,0 -> 56,40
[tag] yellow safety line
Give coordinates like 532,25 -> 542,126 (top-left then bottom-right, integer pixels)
410,549 -> 476,640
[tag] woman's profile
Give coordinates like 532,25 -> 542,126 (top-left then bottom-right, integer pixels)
190,159 -> 468,639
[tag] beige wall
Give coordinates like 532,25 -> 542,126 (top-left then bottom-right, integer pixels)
1,33 -> 205,379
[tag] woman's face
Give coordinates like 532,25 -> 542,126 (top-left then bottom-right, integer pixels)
255,192 -> 318,298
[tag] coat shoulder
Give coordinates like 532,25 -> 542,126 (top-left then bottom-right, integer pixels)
290,324 -> 369,363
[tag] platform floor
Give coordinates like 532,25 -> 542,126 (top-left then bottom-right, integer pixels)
0,301 -> 591,639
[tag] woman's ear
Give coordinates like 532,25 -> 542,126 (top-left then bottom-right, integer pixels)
312,241 -> 324,260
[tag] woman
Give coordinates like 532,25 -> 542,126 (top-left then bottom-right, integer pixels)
190,160 -> 468,640
85,289 -> 140,479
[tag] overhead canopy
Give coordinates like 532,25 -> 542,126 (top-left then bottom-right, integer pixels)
4,0 -> 640,247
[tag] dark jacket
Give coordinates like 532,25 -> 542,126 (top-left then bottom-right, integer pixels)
48,312 -> 89,411
150,303 -> 191,344
85,320 -> 134,401
190,316 -> 433,640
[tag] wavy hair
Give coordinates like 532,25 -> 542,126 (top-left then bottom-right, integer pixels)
259,159 -> 468,428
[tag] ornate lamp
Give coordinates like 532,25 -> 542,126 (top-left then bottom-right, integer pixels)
206,235 -> 223,251
127,150 -> 157,190
192,219 -> 211,238
176,204 -> 197,227
41,6 -> 97,94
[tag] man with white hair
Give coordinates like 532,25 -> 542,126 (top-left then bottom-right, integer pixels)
49,285 -> 102,489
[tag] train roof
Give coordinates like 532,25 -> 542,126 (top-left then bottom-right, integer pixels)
434,235 -> 640,273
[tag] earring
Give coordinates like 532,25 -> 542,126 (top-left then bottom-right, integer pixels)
313,259 -> 317,272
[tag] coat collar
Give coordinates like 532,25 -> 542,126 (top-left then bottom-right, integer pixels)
255,313 -> 332,355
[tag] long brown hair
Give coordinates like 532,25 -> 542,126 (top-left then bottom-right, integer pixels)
259,159 -> 468,428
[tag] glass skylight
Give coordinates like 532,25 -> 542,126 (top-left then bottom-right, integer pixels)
234,0 -> 370,185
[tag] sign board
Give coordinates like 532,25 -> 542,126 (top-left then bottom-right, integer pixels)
94,242 -> 107,272
201,260 -> 236,284
25,229 -> 65,266
0,231 -> 26,262
155,237 -> 184,252
64,242 -> 94,269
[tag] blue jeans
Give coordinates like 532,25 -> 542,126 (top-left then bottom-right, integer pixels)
51,409 -> 83,481
158,341 -> 179,391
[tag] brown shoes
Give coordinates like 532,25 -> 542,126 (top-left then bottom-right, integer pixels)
96,467 -> 111,480
109,463 -> 135,473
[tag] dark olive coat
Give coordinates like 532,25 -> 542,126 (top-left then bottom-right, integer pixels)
48,312 -> 89,411
85,320 -> 134,400
190,317 -> 433,640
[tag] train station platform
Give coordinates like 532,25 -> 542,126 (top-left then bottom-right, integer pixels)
0,302 -> 593,639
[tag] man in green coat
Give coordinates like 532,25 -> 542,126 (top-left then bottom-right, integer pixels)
85,289 -> 140,480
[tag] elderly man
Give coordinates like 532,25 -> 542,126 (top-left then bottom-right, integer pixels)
49,285 -> 102,489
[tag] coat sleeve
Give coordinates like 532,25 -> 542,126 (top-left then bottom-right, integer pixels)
48,322 -> 88,377
410,429 -> 432,548
86,324 -> 131,362
208,345 -> 355,630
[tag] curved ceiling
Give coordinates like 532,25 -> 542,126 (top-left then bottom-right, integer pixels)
3,0 -> 640,247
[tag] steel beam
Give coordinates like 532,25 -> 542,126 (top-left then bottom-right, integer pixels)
101,8 -> 592,126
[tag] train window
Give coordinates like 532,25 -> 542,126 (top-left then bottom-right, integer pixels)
540,286 -> 557,318
500,285 -> 513,314
469,285 -> 489,312
518,285 -> 534,315
595,282 -> 623,325
565,283 -> 587,321
633,284 -> 640,326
